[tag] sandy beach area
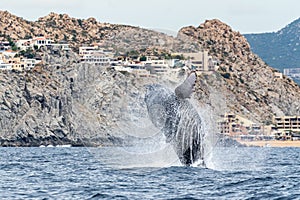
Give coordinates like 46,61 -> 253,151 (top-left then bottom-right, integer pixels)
237,140 -> 300,147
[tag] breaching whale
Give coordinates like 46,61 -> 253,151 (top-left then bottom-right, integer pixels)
145,72 -> 205,166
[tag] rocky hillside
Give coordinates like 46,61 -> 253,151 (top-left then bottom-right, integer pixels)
179,19 -> 300,123
1,12 -> 300,146
0,10 -> 199,54
245,18 -> 300,71
0,47 -> 157,146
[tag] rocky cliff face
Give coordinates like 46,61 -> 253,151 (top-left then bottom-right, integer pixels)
179,19 -> 300,123
0,47 -> 154,146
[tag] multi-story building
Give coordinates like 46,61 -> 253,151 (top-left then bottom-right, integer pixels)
144,60 -> 170,75
16,37 -> 68,51
114,64 -> 152,78
0,55 -> 40,71
79,46 -> 110,66
179,51 -> 218,72
8,57 -> 24,71
217,113 -> 273,139
31,37 -> 53,49
273,116 -> 300,140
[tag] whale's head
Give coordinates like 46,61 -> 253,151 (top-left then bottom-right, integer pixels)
144,72 -> 198,130
145,84 -> 171,105
144,84 -> 173,128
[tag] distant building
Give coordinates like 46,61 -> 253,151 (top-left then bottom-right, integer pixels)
0,59 -> 12,70
52,41 -> 71,51
144,60 -> 170,75
0,53 -> 40,71
0,52 -> 14,70
23,58 -> 39,70
10,57 -> 25,71
0,41 -> 11,52
2,50 -> 17,58
79,46 -> 110,66
283,68 -> 300,79
178,51 -> 218,72
274,72 -> 283,79
114,64 -> 153,78
218,113 -> 273,139
31,37 -> 53,49
16,39 -> 32,51
273,116 -> 300,140
16,37 -> 69,51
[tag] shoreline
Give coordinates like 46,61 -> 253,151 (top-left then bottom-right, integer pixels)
237,139 -> 300,147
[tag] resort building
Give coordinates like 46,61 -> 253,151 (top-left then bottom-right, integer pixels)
11,57 -> 25,71
16,37 -> 69,51
218,113 -> 273,140
79,46 -> 110,66
7,57 -> 23,71
273,116 -> 300,140
1,50 -> 17,58
52,41 -> 71,51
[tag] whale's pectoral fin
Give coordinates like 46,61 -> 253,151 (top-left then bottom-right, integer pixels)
175,72 -> 197,99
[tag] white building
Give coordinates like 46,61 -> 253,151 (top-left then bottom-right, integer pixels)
16,37 -> 68,51
0,41 -> 11,52
31,37 -> 53,49
0,59 -> 12,70
79,46 -> 110,66
23,58 -> 38,70
16,39 -> 31,51
52,42 -> 71,51
144,60 -> 170,75
79,46 -> 98,57
115,64 -> 153,78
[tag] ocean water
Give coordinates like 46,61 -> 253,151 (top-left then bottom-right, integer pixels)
0,147 -> 299,199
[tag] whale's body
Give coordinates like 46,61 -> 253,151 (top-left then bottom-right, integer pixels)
145,73 -> 205,166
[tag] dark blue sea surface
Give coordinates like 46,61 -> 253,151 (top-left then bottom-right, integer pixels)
0,147 -> 299,199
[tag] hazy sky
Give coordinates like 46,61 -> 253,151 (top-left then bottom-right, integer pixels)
1,0 -> 299,34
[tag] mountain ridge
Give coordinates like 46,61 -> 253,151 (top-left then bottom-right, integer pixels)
178,19 -> 300,123
245,17 -> 300,71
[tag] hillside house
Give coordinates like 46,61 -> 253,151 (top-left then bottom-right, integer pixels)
79,46 -> 110,66
0,59 -> 12,70
16,37 -> 69,51
0,41 -> 11,52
